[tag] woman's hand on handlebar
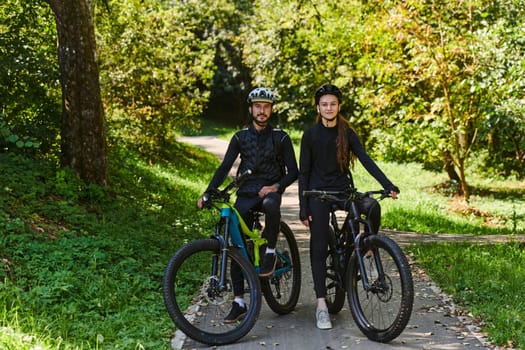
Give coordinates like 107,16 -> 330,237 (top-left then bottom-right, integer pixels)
386,185 -> 400,200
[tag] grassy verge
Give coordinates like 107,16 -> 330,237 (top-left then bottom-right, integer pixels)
352,161 -> 524,235
406,242 -> 525,348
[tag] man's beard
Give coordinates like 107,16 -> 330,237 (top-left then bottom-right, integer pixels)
253,114 -> 268,126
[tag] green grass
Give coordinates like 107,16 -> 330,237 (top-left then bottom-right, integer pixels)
352,161 -> 524,235
0,130 -> 524,349
407,242 -> 525,348
0,144 -> 220,349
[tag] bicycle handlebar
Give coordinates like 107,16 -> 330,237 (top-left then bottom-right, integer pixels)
302,189 -> 392,203
201,170 -> 253,208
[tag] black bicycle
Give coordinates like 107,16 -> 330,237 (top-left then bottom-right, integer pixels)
162,171 -> 301,345
303,188 -> 414,342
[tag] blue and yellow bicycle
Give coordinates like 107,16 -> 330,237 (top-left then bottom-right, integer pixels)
162,171 -> 301,345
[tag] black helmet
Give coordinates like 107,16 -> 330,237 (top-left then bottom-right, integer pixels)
315,84 -> 342,105
247,87 -> 276,104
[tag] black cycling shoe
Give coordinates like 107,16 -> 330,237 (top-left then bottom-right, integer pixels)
224,301 -> 247,323
259,252 -> 277,277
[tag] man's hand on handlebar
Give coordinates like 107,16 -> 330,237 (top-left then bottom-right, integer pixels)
197,193 -> 208,209
197,190 -> 216,209
258,184 -> 280,198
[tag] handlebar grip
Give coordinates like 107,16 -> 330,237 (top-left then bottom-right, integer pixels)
232,169 -> 252,187
237,169 -> 252,181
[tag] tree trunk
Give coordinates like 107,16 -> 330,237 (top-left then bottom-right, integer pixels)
457,157 -> 470,202
45,0 -> 108,185
443,150 -> 461,183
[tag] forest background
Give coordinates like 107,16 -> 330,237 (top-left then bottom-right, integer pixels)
2,0 -> 524,195
1,0 -> 524,349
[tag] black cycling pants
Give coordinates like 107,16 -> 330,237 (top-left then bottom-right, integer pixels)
309,196 -> 380,299
231,192 -> 282,296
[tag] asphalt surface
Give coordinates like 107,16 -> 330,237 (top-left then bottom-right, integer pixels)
171,136 -> 497,350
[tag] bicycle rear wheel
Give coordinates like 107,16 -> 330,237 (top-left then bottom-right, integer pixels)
162,239 -> 262,346
347,235 -> 413,342
325,226 -> 345,314
261,222 -> 301,314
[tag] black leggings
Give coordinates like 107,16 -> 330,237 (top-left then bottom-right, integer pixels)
308,196 -> 380,299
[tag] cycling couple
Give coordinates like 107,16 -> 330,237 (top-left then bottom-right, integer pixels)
197,85 -> 399,330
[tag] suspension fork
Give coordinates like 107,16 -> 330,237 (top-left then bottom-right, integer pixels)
211,215 -> 231,292
348,200 -> 383,292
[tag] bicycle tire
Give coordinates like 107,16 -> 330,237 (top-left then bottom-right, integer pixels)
346,234 -> 414,342
261,222 -> 301,314
162,239 -> 262,346
325,226 -> 346,314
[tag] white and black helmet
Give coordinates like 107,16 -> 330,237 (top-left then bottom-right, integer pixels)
247,87 -> 276,104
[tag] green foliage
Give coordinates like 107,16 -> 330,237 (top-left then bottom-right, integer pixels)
241,0 -> 368,124
0,141 -> 220,349
407,242 -> 525,348
97,0 -> 221,156
0,120 -> 41,154
0,0 -> 61,157
4,0 -> 523,179
238,0 -> 524,186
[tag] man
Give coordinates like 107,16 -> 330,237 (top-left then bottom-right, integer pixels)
197,87 -> 298,322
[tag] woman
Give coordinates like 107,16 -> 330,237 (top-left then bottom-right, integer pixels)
298,84 -> 399,329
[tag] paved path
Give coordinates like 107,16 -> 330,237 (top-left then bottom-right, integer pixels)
171,136 -> 521,350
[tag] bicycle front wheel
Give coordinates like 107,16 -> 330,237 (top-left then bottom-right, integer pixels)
162,239 -> 262,346
346,234 -> 413,343
261,222 -> 301,314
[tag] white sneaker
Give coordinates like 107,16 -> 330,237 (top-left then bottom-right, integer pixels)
316,306 -> 332,329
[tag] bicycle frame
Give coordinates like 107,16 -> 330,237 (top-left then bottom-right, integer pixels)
329,196 -> 388,292
213,201 -> 293,290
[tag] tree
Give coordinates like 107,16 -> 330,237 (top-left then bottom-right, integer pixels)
96,0 -> 219,156
45,0 -> 108,185
361,0 -> 501,201
471,0 -> 525,178
241,0 -> 368,125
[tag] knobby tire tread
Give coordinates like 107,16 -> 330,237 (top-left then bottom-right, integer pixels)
347,235 -> 414,343
162,239 -> 262,345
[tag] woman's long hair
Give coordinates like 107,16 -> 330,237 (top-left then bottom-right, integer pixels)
316,114 -> 357,171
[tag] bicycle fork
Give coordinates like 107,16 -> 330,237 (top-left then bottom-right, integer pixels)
348,203 -> 386,293
208,214 -> 233,295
